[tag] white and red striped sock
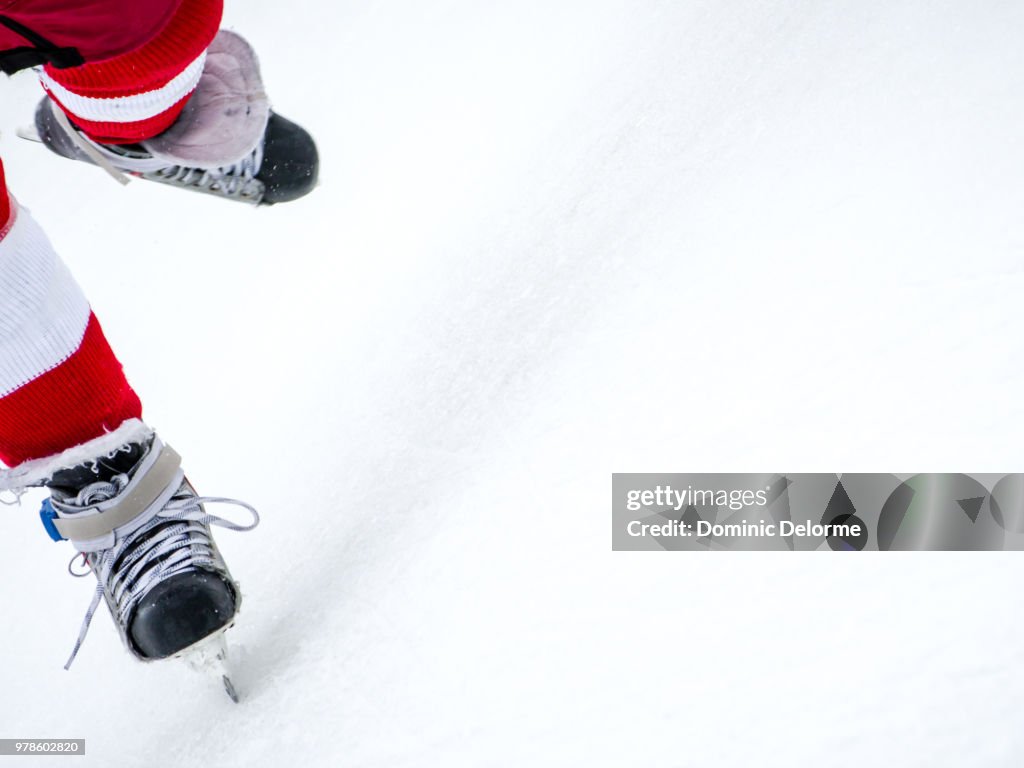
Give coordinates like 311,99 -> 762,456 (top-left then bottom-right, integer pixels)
0,160 -> 142,468
38,0 -> 223,144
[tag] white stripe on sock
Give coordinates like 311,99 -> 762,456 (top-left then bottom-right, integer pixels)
0,204 -> 91,397
39,51 -> 206,125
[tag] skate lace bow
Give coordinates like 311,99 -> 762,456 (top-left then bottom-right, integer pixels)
62,475 -> 259,670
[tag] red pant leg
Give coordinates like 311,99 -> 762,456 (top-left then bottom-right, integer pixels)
0,0 -> 224,467
0,0 -> 182,63
1,0 -> 222,142
0,159 -> 141,467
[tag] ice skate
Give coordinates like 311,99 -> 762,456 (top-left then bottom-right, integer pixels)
26,30 -> 318,205
26,420 -> 258,701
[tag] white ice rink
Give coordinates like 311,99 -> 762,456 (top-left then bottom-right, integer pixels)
2,1 -> 1024,765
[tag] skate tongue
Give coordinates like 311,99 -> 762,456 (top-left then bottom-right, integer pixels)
142,31 -> 269,168
48,441 -> 147,499
71,475 -> 129,506
0,420 -> 153,495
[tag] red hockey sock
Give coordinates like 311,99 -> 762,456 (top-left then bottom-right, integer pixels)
39,0 -> 223,144
0,159 -> 142,467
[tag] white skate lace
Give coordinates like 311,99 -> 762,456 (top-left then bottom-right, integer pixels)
52,104 -> 266,200
61,475 -> 259,670
149,145 -> 264,198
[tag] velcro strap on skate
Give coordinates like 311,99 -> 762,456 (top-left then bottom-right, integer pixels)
48,445 -> 183,543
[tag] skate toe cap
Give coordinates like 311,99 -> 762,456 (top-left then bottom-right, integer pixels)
258,111 -> 319,204
129,570 -> 237,660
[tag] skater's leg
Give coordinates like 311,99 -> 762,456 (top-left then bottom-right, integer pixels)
0,159 -> 254,676
0,159 -> 141,469
29,0 -> 222,145
0,2 -> 259,683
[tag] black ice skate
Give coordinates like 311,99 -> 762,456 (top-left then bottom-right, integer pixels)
31,421 -> 259,701
24,30 -> 318,206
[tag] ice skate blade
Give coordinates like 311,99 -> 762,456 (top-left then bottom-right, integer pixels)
176,624 -> 242,703
222,675 -> 240,703
17,125 -> 41,143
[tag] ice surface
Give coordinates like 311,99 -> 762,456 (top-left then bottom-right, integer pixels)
2,1 -> 1024,765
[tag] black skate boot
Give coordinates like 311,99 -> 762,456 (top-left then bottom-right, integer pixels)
33,421 -> 258,699
29,30 -> 318,206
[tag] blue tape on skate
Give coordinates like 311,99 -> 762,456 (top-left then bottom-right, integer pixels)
39,499 -> 65,542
